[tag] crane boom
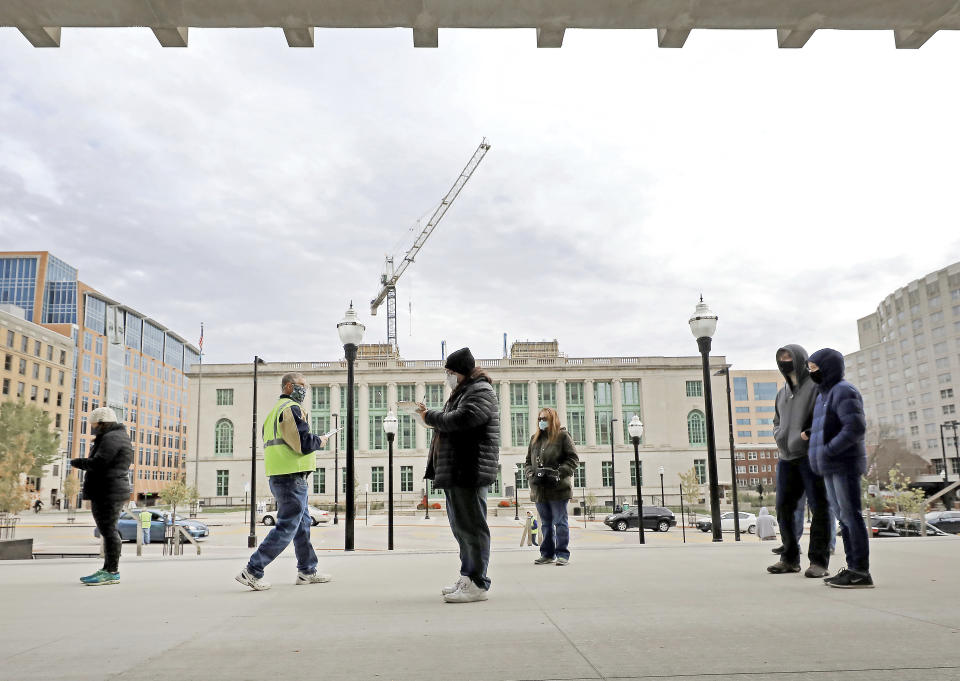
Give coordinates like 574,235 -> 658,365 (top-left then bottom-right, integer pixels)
370,139 -> 491,352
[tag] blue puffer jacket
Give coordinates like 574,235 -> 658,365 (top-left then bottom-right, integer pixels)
807,348 -> 867,477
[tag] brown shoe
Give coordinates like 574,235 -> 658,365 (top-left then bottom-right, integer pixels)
804,564 -> 829,578
767,561 -> 801,574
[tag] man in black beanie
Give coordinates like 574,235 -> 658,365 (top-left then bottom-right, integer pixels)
417,347 -> 500,603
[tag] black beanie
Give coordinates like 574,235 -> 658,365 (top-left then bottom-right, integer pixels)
445,347 -> 475,376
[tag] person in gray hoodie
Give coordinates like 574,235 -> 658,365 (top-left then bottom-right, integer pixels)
767,345 -> 832,578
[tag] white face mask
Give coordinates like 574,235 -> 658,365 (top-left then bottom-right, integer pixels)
445,373 -> 459,390
538,420 -> 548,431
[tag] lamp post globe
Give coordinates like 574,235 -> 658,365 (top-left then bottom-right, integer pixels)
688,296 -> 723,542
627,415 -> 645,544
337,303 -> 365,551
383,411 -> 398,551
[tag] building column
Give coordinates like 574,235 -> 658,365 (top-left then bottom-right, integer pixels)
358,382 -> 369,452
612,378 -> 624,446
386,382 -> 397,412
584,379 -> 596,447
414,381 -> 426,451
528,379 -> 539,435
500,380 -> 511,448
556,379 -> 567,420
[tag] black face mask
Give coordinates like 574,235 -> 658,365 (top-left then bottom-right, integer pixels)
809,370 -> 823,384
777,360 -> 794,375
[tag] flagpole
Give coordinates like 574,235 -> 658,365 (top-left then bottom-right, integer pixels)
192,323 -> 203,517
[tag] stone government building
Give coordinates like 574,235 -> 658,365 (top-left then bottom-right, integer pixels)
186,342 -> 733,510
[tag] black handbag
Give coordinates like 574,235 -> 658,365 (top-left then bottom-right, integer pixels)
531,453 -> 560,488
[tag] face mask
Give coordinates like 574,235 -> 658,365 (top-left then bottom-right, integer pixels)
445,373 -> 459,390
538,420 -> 548,431
290,385 -> 307,403
808,370 -> 823,384
777,360 -> 794,374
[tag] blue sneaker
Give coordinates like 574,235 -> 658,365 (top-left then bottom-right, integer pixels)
80,570 -> 120,586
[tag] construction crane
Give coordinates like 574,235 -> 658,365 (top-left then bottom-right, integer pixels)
370,139 -> 491,353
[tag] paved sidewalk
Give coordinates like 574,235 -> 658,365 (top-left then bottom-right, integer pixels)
2,538 -> 959,681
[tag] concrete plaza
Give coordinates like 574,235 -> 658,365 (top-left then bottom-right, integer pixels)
2,520 -> 959,681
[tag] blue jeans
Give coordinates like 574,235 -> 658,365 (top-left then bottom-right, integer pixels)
823,471 -> 870,573
535,500 -> 571,561
142,528 -> 150,544
246,474 -> 317,579
774,458 -> 831,568
794,493 -> 837,551
444,486 -> 491,590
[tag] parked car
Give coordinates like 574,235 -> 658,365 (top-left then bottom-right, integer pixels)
924,511 -> 960,535
604,506 -> 676,532
696,511 -> 769,535
94,509 -> 209,543
259,505 -> 331,526
870,515 -> 950,538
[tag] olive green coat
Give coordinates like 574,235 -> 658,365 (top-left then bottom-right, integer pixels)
523,429 -> 579,503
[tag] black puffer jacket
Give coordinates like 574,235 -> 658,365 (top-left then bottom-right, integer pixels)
70,423 -> 133,502
423,373 -> 500,488
524,429 -> 579,503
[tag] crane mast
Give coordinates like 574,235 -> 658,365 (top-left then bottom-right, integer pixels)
370,139 -> 491,354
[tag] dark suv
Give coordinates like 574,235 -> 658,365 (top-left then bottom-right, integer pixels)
604,506 -> 676,532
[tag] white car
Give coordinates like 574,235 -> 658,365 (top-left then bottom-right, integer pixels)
697,511 -> 775,534
260,505 -> 331,526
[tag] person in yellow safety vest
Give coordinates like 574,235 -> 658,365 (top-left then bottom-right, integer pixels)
236,372 -> 330,591
139,509 -> 152,545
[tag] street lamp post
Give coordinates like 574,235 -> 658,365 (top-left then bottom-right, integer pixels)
659,466 -> 665,506
514,463 -> 521,520
689,296 -> 723,543
610,418 -> 618,512
248,356 -> 266,549
383,411 -> 397,550
716,366 -> 742,541
337,303 -> 365,551
628,416 -> 645,544
424,487 -> 431,520
332,413 -> 339,525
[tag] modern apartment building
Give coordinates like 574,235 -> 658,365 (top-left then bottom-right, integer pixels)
730,369 -> 782,492
0,252 -> 200,504
187,343 -> 732,510
845,262 -> 960,478
0,304 -> 74,507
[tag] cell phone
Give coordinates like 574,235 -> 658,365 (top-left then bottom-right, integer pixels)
321,427 -> 343,439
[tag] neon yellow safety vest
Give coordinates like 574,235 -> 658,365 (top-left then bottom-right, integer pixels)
139,511 -> 151,529
263,398 -> 316,477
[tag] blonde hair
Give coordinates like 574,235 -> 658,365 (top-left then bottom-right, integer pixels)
532,407 -> 562,444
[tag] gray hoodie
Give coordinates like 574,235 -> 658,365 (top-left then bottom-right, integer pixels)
772,344 -> 817,462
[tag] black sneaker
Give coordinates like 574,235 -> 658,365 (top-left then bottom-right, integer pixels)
823,568 -> 848,585
826,569 -> 874,589
771,545 -> 785,555
766,561 -> 801,574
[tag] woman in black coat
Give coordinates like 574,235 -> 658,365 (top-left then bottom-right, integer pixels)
418,347 -> 500,604
524,407 -> 579,566
70,407 -> 133,585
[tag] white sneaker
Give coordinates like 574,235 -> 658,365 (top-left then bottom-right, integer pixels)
443,579 -> 488,603
441,576 -> 469,595
236,569 -> 271,591
296,571 -> 332,585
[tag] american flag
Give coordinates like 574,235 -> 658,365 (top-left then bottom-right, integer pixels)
199,323 -> 204,354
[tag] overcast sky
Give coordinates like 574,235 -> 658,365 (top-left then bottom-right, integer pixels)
2,27 -> 959,370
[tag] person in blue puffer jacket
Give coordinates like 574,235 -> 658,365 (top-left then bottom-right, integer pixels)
807,348 -> 874,589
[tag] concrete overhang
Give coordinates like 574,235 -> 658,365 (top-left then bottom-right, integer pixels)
3,1 -> 960,49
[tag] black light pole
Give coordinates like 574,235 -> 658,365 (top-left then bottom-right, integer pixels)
628,416 -> 645,544
424,486 -> 431,520
678,482 -> 687,543
610,418 -> 618,512
659,466 -> 665,506
337,303 -> 365,552
951,421 -> 960,480
248,356 -> 265,549
689,296 -> 723,543
716,366 -> 742,541
514,464 -> 521,520
333,413 -> 339,525
384,411 -> 397,550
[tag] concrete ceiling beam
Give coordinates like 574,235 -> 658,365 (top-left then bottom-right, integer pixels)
536,25 -> 565,48
412,25 -> 438,47
18,26 -> 60,47
894,29 -> 937,48
283,26 -> 314,47
657,27 -> 691,48
151,26 -> 188,47
777,28 -> 816,48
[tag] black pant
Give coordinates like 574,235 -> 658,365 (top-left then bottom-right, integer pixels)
90,500 -> 124,573
775,458 -> 830,569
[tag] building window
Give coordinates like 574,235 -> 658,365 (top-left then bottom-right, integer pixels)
737,430 -> 752,437
753,382 -> 778,401
621,381 -> 642,443
630,460 -> 642,487
735,406 -> 750,413
573,462 -> 586,488
400,466 -> 413,493
733,377 -> 748,401
397,414 -> 415,450
216,470 -> 229,496
311,386 -> 330,410
369,384 -> 387,450
694,459 -> 706,484
214,419 -> 234,456
737,419 -> 751,425
515,466 -> 529,490
565,382 -> 585,445
685,380 -> 703,398
371,466 -> 384,493
688,410 -> 706,445
511,412 -> 529,448
216,389 -> 234,406
601,461 -> 613,487
538,381 -> 557,407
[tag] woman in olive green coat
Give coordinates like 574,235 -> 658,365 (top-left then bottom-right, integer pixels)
523,407 -> 579,565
